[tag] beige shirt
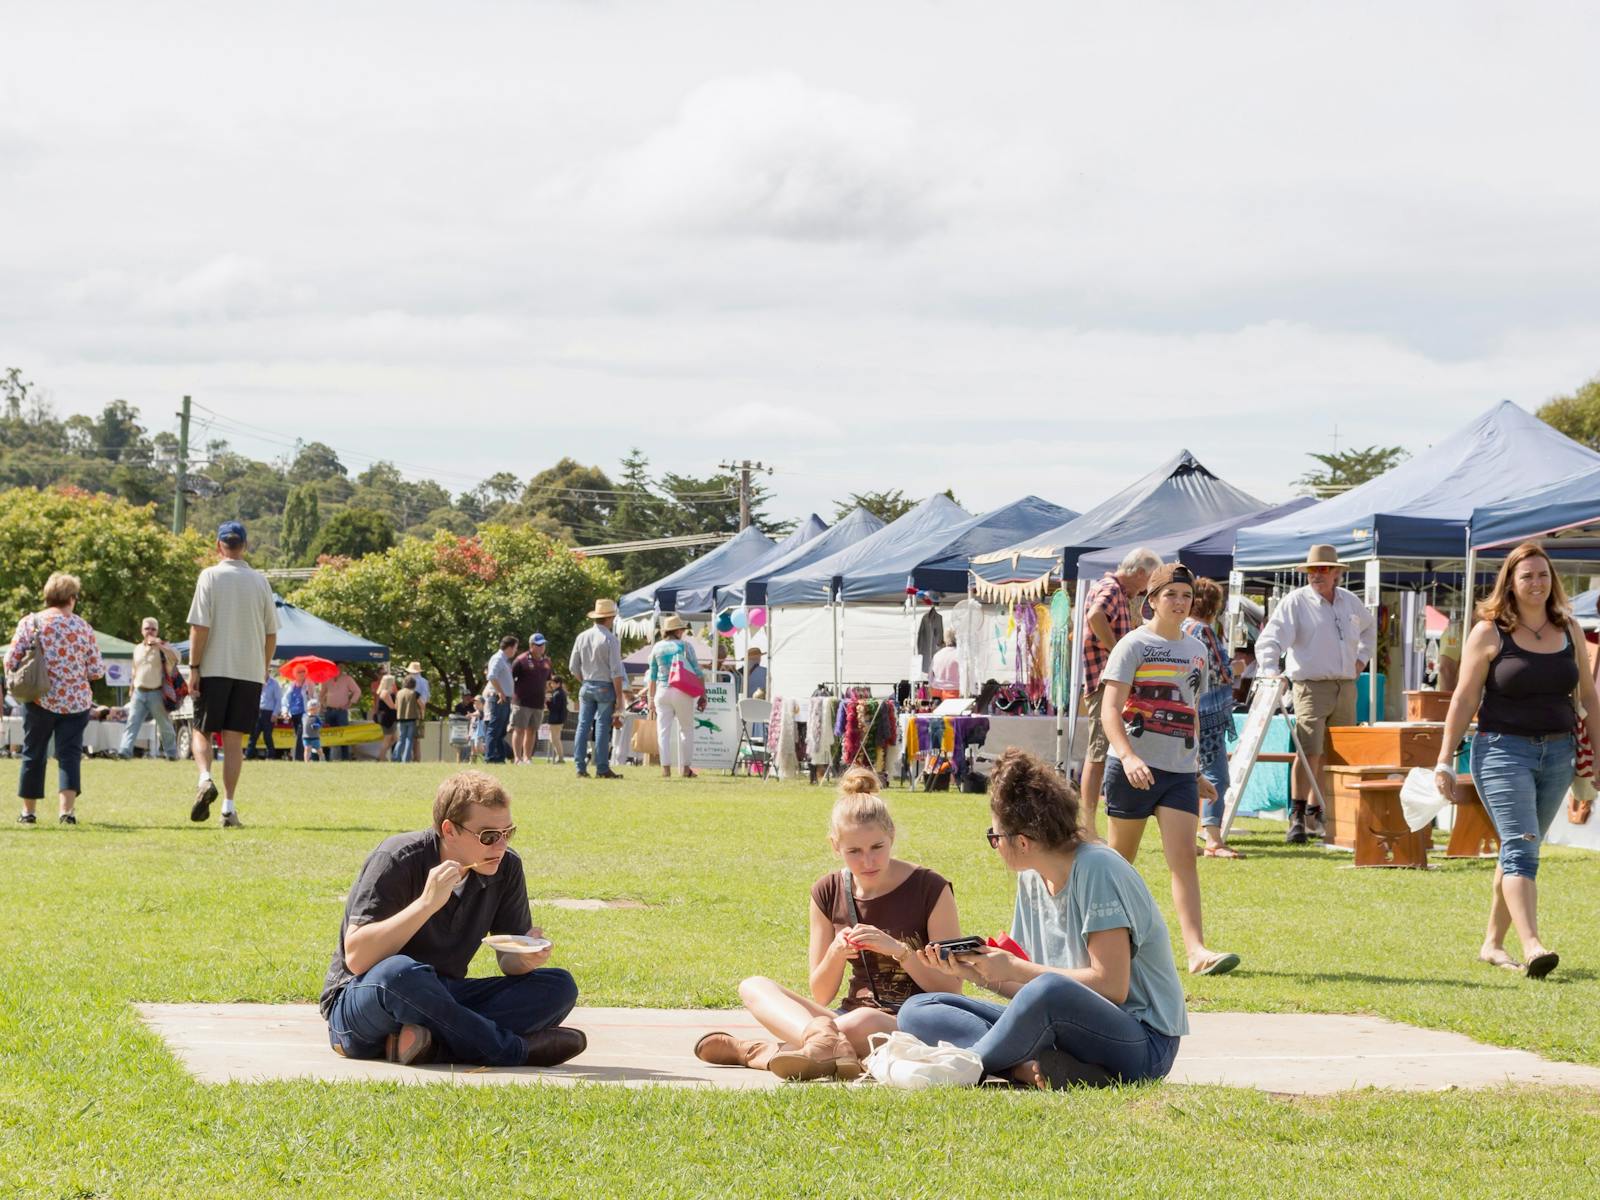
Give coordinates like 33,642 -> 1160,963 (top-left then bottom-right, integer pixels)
186,559 -> 278,682
132,640 -> 178,690
321,674 -> 362,710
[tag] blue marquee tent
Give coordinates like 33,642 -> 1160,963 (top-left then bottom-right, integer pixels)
912,496 -> 1079,594
1236,402 -> 1600,569
174,596 -> 388,663
1076,497 -> 1319,580
765,494 -> 972,605
721,508 -> 886,607
618,525 -> 779,619
972,452 -> 1262,596
1468,466 -> 1600,553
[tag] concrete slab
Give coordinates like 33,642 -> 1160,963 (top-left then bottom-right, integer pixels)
135,1003 -> 1600,1095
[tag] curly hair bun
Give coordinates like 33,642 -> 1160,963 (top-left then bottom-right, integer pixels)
838,766 -> 881,796
989,748 -> 1080,851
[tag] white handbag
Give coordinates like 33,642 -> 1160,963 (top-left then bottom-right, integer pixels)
862,1031 -> 984,1090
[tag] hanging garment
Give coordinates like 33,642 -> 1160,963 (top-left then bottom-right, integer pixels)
1048,588 -> 1074,712
915,609 -> 945,675
951,598 -> 986,695
772,699 -> 800,779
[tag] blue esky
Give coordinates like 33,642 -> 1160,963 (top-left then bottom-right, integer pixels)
3,0 -> 1598,524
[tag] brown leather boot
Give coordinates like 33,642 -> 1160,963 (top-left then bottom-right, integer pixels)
768,1016 -> 862,1082
694,1032 -> 777,1070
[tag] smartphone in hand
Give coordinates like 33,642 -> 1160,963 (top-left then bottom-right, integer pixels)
928,936 -> 985,960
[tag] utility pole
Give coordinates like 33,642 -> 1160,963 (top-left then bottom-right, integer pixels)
717,459 -> 770,530
173,395 -> 191,535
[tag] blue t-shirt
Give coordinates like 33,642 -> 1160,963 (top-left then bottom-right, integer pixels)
648,639 -> 702,687
303,713 -> 323,742
1009,842 -> 1189,1037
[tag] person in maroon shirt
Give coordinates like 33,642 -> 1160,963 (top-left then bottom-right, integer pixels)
509,634 -> 553,765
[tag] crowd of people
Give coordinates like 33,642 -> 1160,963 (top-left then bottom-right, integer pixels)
5,516 -> 1592,1090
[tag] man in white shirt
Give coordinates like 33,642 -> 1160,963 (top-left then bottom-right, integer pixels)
187,521 -> 278,827
929,631 -> 962,698
568,598 -> 627,780
1254,544 -> 1376,845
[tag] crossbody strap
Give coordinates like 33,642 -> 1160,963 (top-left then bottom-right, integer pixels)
839,868 -> 886,1010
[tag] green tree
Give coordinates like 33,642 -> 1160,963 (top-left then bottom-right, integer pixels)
310,507 -> 395,560
0,487 -> 210,649
282,484 -> 322,562
1537,374 -> 1600,451
288,441 -> 347,484
295,526 -> 621,710
834,488 -> 916,522
1294,446 -> 1408,497
515,458 -> 615,541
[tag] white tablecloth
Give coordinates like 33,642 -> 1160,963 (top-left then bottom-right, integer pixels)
1,715 -> 167,755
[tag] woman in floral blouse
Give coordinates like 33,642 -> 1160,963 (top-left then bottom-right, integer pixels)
5,572 -> 105,825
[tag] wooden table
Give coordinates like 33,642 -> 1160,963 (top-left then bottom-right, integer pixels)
1351,779 -> 1430,868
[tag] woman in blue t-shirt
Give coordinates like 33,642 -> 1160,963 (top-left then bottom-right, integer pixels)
647,615 -> 706,779
898,748 -> 1188,1089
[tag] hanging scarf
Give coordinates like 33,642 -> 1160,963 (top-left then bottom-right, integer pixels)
1048,587 -> 1073,712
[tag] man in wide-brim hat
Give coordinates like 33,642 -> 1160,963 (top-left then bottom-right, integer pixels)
1255,544 -> 1377,844
567,597 -> 627,779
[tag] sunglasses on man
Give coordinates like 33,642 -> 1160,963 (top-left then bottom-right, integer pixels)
458,823 -> 517,847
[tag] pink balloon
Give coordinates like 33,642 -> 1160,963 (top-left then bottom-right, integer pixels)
748,607 -> 767,628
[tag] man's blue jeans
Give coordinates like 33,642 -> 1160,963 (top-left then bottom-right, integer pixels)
574,681 -> 616,775
897,974 -> 1180,1083
118,688 -> 178,759
325,955 -> 579,1066
484,697 -> 511,764
1470,731 -> 1574,879
323,707 -> 351,761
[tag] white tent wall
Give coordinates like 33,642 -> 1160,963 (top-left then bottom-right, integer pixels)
768,605 -> 840,700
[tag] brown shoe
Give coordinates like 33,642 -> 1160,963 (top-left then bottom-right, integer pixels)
524,1025 -> 587,1067
384,1023 -> 435,1066
694,1032 -> 778,1070
768,1016 -> 862,1082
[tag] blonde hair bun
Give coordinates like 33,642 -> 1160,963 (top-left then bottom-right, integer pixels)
830,768 -> 894,839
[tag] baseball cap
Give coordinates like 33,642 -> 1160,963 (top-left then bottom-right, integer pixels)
531,633 -> 547,646
217,520 -> 247,546
1146,562 -> 1195,596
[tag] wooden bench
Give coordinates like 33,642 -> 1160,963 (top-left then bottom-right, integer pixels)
1350,779 -> 1429,868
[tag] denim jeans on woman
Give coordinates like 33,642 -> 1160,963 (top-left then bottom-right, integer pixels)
1196,684 -> 1233,828
574,681 -> 616,775
18,704 -> 90,799
897,973 -> 1180,1083
1469,730 -> 1573,880
392,719 -> 417,763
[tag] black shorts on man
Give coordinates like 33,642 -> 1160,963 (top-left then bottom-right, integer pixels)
1103,759 -> 1199,821
196,676 -> 264,735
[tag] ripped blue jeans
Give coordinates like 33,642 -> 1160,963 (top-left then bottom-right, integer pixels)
1469,731 -> 1573,880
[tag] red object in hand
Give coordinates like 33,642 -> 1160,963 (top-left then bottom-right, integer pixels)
986,934 -> 1029,961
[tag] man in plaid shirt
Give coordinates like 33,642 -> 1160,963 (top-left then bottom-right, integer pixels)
1080,548 -> 1161,839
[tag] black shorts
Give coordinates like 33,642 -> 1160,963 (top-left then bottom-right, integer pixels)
1103,758 -> 1200,821
196,676 -> 264,735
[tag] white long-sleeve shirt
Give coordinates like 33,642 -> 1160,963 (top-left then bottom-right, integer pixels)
1255,585 -> 1376,681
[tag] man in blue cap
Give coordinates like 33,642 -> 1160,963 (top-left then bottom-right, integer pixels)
510,633 -> 552,765
186,521 -> 278,827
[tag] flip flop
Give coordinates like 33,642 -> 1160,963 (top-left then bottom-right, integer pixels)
1524,951 -> 1560,980
1194,952 -> 1241,976
1478,952 -> 1523,972
1202,845 -> 1245,859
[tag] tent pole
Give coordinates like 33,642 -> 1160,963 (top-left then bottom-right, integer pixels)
1367,558 -> 1380,724
1463,543 -> 1477,617
832,589 -> 841,698
1064,576 -> 1089,779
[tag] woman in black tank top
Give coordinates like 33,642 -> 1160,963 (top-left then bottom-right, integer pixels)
1437,543 -> 1600,981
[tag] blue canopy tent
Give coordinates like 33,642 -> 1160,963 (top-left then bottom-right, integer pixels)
911,496 -> 1079,594
971,452 -> 1263,600
174,596 -> 388,663
1075,497 -> 1319,580
720,507 -> 886,608
618,525 -> 778,621
765,494 -> 975,606
1236,401 -> 1600,570
704,514 -> 827,611
1468,466 -> 1600,555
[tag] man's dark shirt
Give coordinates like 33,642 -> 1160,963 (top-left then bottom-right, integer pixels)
319,829 -> 532,1017
511,652 -> 553,708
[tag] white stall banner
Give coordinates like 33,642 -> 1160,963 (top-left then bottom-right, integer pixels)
104,661 -> 131,687
693,675 -> 740,770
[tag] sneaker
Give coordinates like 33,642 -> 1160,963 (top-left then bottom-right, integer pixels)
595,770 -> 624,781
385,1023 -> 435,1066
221,811 -> 244,828
1285,818 -> 1307,845
58,813 -> 77,825
1304,806 -> 1326,838
16,812 -> 37,825
190,778 -> 218,823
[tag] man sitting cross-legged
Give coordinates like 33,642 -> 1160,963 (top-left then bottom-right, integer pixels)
320,770 -> 585,1068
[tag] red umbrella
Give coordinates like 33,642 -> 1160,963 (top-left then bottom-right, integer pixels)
279,655 -> 338,684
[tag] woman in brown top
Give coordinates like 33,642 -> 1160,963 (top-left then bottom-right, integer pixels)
694,767 -> 962,1080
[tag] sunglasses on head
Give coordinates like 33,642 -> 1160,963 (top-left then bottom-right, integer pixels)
458,823 -> 516,847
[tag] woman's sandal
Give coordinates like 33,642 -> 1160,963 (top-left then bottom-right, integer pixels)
1202,845 -> 1245,859
1478,950 -> 1523,972
1524,951 -> 1559,980
1192,951 -> 1241,976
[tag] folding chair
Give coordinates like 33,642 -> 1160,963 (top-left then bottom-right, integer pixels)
734,698 -> 777,779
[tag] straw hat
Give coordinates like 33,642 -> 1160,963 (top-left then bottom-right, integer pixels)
405,661 -> 423,674
660,614 -> 689,635
588,598 -> 619,620
1298,544 -> 1348,571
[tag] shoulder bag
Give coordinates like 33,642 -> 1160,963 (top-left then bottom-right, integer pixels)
5,616 -> 49,704
839,868 -> 897,1013
665,644 -> 704,699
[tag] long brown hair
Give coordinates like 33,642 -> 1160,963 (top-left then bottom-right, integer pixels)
1475,542 -> 1571,634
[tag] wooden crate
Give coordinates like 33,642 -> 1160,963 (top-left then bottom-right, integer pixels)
1325,723 -> 1445,769
1404,691 -> 1452,722
1325,765 -> 1407,849
1352,779 -> 1430,867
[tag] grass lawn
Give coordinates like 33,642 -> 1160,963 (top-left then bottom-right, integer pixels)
3,759 -> 1599,1197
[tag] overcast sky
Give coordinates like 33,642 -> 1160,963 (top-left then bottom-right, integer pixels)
4,0 -> 1598,525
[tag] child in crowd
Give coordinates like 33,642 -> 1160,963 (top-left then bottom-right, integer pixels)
544,678 -> 568,764
302,697 -> 324,763
469,693 -> 489,762
694,768 -> 962,1080
899,748 -> 1189,1089
1101,562 -> 1239,976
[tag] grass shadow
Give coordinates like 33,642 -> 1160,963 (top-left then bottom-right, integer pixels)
1244,969 -> 1498,990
